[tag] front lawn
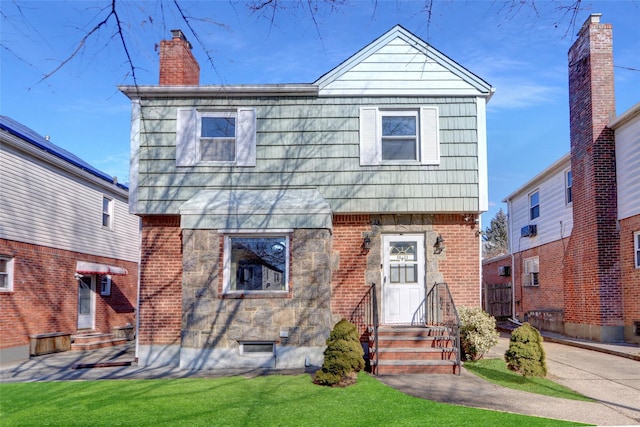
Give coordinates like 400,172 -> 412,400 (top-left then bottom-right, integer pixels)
464,358 -> 593,401
0,373 -> 585,426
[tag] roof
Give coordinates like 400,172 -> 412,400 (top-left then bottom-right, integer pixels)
0,115 -> 128,191
502,152 -> 571,202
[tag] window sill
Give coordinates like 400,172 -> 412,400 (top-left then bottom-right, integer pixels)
220,291 -> 291,299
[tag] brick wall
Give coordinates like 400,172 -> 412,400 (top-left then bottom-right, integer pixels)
565,15 -> 623,336
0,238 -> 137,351
159,31 -> 200,86
138,215 -> 183,345
620,215 -> 640,343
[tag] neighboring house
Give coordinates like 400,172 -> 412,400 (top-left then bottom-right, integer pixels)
0,116 -> 140,364
497,14 -> 640,344
119,25 -> 493,373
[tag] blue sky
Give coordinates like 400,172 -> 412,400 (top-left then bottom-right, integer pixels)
1,0 -> 639,227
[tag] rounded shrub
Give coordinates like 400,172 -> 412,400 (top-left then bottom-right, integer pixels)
458,306 -> 500,361
314,319 -> 365,387
504,322 -> 547,377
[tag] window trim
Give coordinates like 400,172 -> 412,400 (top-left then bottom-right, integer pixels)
565,170 -> 573,205
523,256 -> 539,287
634,231 -> 640,269
359,106 -> 439,166
197,110 -> 237,164
102,196 -> 113,230
0,255 -> 14,292
222,233 -> 290,295
529,190 -> 540,220
380,110 -> 419,162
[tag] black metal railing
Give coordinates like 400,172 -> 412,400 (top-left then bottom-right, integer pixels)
350,283 -> 379,374
426,282 -> 461,375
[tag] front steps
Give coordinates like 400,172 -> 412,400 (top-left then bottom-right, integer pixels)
373,326 -> 459,375
71,332 -> 127,351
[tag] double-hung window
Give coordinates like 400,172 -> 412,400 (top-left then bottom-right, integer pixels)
523,256 -> 539,287
529,190 -> 540,220
359,106 -> 439,165
565,170 -> 573,205
223,234 -> 289,293
635,231 -> 640,269
102,196 -> 113,229
176,107 -> 256,167
0,256 -> 14,292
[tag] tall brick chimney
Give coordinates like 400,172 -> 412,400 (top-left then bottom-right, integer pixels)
159,29 -> 200,85
565,14 -> 622,342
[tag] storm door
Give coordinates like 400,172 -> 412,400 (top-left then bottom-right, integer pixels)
77,275 -> 95,330
382,234 -> 425,324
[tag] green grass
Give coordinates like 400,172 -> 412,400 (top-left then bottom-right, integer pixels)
0,372 -> 585,426
464,358 -> 594,402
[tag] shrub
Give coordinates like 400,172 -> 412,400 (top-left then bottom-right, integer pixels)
504,322 -> 547,377
314,319 -> 365,387
458,306 -> 499,361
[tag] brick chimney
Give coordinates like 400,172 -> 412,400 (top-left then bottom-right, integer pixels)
159,29 -> 200,85
565,14 -> 622,342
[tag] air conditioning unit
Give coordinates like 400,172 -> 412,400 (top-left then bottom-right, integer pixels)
498,266 -> 511,277
521,224 -> 537,237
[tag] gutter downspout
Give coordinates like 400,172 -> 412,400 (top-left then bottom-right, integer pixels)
506,199 -> 517,321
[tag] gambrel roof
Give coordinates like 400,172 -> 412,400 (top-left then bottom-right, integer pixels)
315,25 -> 493,98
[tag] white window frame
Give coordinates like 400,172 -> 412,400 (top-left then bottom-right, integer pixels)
523,256 -> 540,287
100,274 -> 112,296
0,256 -> 14,292
634,231 -> 640,269
102,196 -> 113,230
176,107 -> 256,167
197,111 -> 237,164
222,233 -> 290,294
359,106 -> 439,166
529,190 -> 540,220
565,170 -> 573,205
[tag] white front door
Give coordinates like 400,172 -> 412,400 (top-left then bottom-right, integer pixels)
382,234 -> 425,324
77,275 -> 95,330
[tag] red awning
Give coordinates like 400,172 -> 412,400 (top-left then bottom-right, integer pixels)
76,261 -> 128,276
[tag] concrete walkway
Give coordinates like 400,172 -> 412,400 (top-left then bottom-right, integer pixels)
1,333 -> 639,426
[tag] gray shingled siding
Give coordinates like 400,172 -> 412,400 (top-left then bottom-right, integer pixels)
135,96 -> 479,215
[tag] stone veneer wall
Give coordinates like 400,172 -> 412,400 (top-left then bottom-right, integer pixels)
180,228 -> 332,369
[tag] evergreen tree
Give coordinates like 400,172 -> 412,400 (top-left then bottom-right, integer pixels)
483,208 -> 508,258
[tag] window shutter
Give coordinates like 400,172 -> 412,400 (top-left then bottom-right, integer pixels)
236,108 -> 257,167
176,108 -> 197,166
359,107 -> 378,166
419,106 -> 440,165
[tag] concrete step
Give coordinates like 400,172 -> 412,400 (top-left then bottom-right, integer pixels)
71,333 -> 127,351
376,359 -> 459,375
378,347 -> 457,361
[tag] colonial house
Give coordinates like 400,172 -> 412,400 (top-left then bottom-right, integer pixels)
491,14 -> 640,344
0,116 -> 140,364
119,25 -> 493,373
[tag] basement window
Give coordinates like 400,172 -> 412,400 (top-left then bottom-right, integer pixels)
240,342 -> 275,355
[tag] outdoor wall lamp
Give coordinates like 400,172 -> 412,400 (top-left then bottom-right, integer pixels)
434,235 -> 445,254
363,236 -> 372,251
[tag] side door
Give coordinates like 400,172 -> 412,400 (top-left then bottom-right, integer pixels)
382,234 -> 425,324
77,275 -> 95,330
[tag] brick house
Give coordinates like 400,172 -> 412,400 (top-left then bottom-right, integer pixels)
496,14 -> 640,344
119,25 -> 493,373
0,116 -> 140,364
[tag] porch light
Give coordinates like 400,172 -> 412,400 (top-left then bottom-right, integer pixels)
363,236 -> 372,251
434,235 -> 445,254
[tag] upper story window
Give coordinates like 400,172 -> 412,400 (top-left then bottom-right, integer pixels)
635,231 -> 640,269
223,234 -> 289,294
176,107 -> 256,167
359,106 -> 439,166
102,196 -> 113,229
0,256 -> 14,292
529,190 -> 540,220
565,170 -> 573,205
523,256 -> 539,287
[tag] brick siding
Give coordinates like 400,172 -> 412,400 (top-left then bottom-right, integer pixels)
0,238 -> 137,351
